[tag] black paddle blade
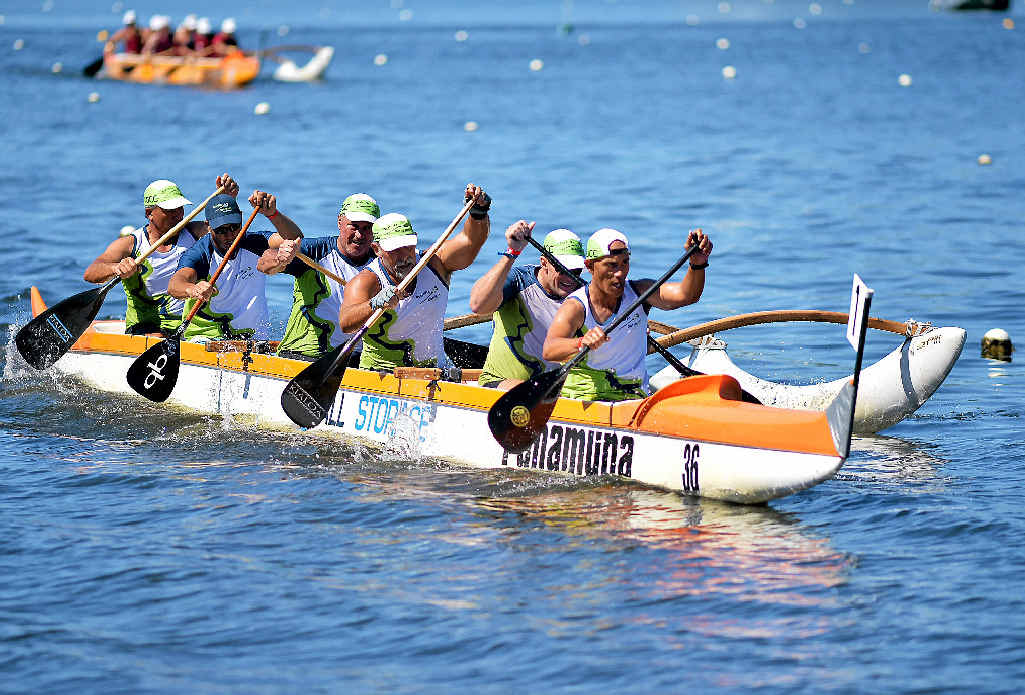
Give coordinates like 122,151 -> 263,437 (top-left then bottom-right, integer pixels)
83,55 -> 105,77
487,369 -> 567,454
126,338 -> 181,402
15,285 -> 109,370
280,343 -> 347,428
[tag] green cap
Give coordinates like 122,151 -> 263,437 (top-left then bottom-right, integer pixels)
143,179 -> 191,210
339,193 -> 380,223
373,213 -> 417,251
543,229 -> 585,270
586,227 -> 629,259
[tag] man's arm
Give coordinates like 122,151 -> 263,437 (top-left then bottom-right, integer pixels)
338,269 -> 387,333
83,235 -> 137,284
542,298 -> 589,363
468,220 -> 534,314
432,183 -> 492,283
249,190 -> 302,247
643,229 -> 713,310
257,238 -> 300,276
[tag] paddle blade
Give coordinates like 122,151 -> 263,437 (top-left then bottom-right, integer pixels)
487,369 -> 567,454
83,55 -> 105,77
126,338 -> 181,402
280,344 -> 347,428
15,285 -> 109,370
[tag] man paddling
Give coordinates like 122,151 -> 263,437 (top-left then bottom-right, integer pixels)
542,227 -> 713,401
83,175 -> 234,336
470,224 -> 586,390
260,194 -> 381,360
105,10 -> 143,55
168,186 -> 301,342
338,184 -> 491,371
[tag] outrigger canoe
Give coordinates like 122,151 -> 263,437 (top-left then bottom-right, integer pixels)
25,286 -> 863,504
102,51 -> 260,88
649,313 -> 965,433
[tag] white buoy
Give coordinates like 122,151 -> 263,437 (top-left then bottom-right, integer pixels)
51,62 -> 62,73
718,2 -> 732,13
793,17 -> 807,29
716,37 -> 730,50
898,73 -> 912,86
254,102 -> 270,115
277,25 -> 290,37
529,58 -> 544,71
454,30 -> 468,42
981,328 -> 1013,361
398,9 -> 413,21
809,3 -> 823,15
119,225 -> 135,236
977,153 -> 992,165
858,42 -> 871,54
88,92 -> 100,103
578,33 -> 590,46
722,65 -> 737,79
464,120 -> 478,132
13,38 -> 25,50
374,53 -> 388,66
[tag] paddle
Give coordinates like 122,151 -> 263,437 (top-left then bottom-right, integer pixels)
296,251 -> 346,285
281,198 -> 476,428
83,55 -> 105,77
15,186 -> 224,370
126,207 -> 259,402
488,244 -> 702,453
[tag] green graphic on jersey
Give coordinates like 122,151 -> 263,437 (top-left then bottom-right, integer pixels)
359,310 -> 437,371
122,258 -> 182,333
478,296 -> 544,387
276,268 -> 335,358
181,296 -> 254,341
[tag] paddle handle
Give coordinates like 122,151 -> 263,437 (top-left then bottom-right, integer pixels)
564,244 -> 700,373
297,252 -> 346,286
135,185 -> 225,265
181,207 -> 260,325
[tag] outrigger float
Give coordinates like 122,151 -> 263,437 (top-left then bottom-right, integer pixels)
26,285 -> 868,504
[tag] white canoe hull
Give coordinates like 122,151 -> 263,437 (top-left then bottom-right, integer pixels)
650,326 -> 965,433
52,346 -> 847,505
273,46 -> 334,82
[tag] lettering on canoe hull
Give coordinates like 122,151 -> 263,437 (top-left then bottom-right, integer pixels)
501,423 -> 634,478
348,394 -> 436,442
682,443 -> 700,493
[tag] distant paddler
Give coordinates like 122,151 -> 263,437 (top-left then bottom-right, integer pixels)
542,227 -> 713,401
260,193 -> 382,361
470,224 -> 586,390
339,184 -> 492,372
105,10 -> 142,55
168,183 -> 302,342
141,15 -> 174,56
82,175 -> 232,336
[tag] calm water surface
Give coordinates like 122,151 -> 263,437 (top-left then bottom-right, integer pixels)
1,1 -> 1024,692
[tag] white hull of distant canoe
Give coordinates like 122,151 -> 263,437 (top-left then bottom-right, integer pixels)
273,46 -> 334,82
51,345 -> 848,505
650,326 -> 965,433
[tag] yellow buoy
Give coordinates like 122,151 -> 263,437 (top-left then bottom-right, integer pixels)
981,329 -> 1013,362
1002,18 -> 1014,30
97,29 -> 109,41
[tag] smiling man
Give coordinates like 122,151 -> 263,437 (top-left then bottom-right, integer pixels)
543,227 -> 713,401
167,183 -> 301,342
259,193 -> 381,360
83,175 -> 233,336
469,224 -> 586,390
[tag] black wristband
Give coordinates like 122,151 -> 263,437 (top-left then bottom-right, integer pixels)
469,207 -> 489,219
689,262 -> 709,270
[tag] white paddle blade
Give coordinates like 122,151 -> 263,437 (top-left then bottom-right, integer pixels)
846,273 -> 874,350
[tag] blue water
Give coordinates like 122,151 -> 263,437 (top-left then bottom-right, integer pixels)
2,1 -> 1025,692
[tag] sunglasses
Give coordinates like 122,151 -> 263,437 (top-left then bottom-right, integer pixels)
212,223 -> 242,235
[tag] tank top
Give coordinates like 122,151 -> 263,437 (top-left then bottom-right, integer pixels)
479,265 -> 564,386
561,280 -> 649,401
122,225 -> 196,333
276,236 -> 375,358
359,255 -> 449,371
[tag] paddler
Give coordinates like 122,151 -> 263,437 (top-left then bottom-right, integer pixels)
470,224 -> 587,390
172,14 -> 197,56
259,193 -> 381,361
211,18 -> 240,56
338,184 -> 492,372
542,227 -> 713,401
167,184 -> 302,342
193,17 -> 214,55
82,175 -> 233,336
141,15 -> 174,56
105,10 -> 143,55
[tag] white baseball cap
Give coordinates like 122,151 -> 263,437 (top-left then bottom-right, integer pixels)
122,10 -> 136,25
221,17 -> 237,34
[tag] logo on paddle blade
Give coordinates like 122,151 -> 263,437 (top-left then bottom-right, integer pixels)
46,314 -> 72,345
285,382 -> 325,422
510,405 -> 530,428
143,353 -> 168,390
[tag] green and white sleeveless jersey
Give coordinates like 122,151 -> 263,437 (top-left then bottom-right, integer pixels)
478,265 -> 565,387
562,281 -> 650,402
276,237 -> 374,358
121,225 -> 196,333
359,255 -> 449,371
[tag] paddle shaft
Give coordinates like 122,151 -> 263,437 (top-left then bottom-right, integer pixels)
180,207 -> 261,326
524,236 -> 696,378
296,252 -> 346,286
557,244 -> 701,380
